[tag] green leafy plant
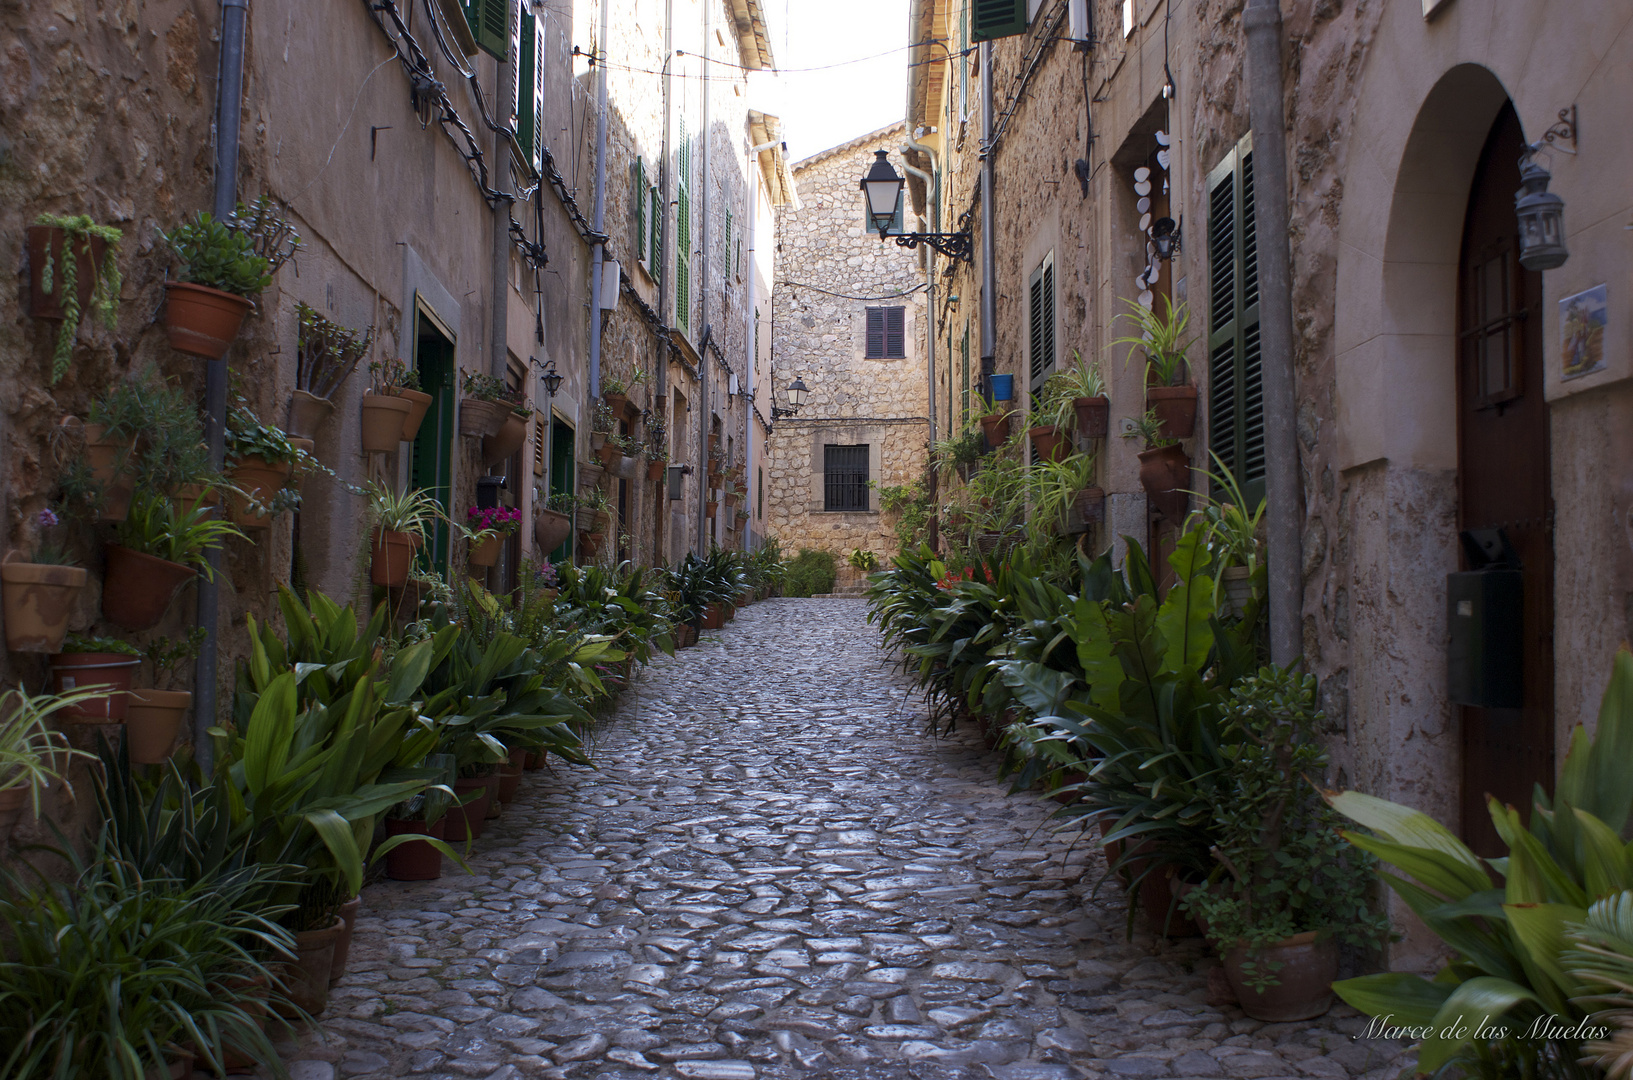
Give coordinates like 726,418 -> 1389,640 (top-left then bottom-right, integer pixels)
875,478 -> 934,551
461,369 -> 512,404
935,422 -> 987,472
784,548 -> 838,598
590,400 -> 616,434
1121,406 -> 1177,449
1191,449 -> 1266,578
578,486 -> 611,513
142,629 -> 207,691
34,213 -> 123,384
369,357 -> 420,394
545,491 -> 578,513
602,378 -> 628,397
116,491 -> 248,578
1033,449 -> 1100,528
1110,295 -> 1195,387
61,634 -> 140,656
162,212 -> 272,297
227,195 -> 301,277
0,687 -> 103,816
1055,350 -> 1106,398
295,302 -> 374,399
368,483 -> 445,539
847,548 -> 880,572
226,403 -> 298,467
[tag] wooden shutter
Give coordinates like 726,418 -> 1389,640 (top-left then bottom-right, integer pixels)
971,0 -> 1027,41
959,1 -> 970,121
464,0 -> 508,60
1028,255 -> 1055,388
676,119 -> 691,330
961,324 -> 971,421
866,307 -> 886,357
634,157 -> 647,264
1206,133 -> 1265,502
514,10 -> 542,170
885,306 -> 905,358
724,208 -> 733,282
649,185 -> 663,285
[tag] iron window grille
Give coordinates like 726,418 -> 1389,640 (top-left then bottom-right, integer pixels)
823,444 -> 870,512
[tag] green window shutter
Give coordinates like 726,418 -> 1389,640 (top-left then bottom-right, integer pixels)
465,0 -> 509,60
959,2 -> 970,119
634,158 -> 647,263
677,120 -> 691,330
1206,134 -> 1265,504
971,0 -> 1027,42
649,186 -> 663,284
724,209 -> 733,281
517,12 -> 543,171
529,13 -> 543,169
1027,255 -> 1055,389
961,324 -> 971,421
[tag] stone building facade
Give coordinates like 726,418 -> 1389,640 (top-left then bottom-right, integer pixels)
766,124 -> 932,560
907,0 -> 1633,967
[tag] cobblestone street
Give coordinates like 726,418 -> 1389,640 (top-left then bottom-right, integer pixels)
283,600 -> 1413,1080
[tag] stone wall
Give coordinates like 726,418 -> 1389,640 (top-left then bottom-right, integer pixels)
766,124 -> 930,561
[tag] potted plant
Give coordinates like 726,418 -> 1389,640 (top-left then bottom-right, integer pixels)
1027,384 -> 1073,463
602,377 -> 630,417
1182,667 -> 1390,1021
104,491 -> 245,630
1034,449 -> 1103,535
225,404 -> 299,529
462,505 -> 521,568
1125,407 -> 1189,501
978,398 -> 1012,449
536,492 -> 575,552
1113,296 -> 1197,439
483,398 -> 531,466
28,213 -> 122,385
935,422 -> 987,482
458,370 -> 512,438
76,381 -> 148,521
159,213 -> 271,360
577,487 -> 611,556
1057,350 -> 1109,439
369,483 -> 442,586
2,509 -> 88,654
291,301 -> 376,442
368,357 -> 433,441
607,433 -> 641,477
125,630 -> 206,765
0,685 -> 100,837
1195,452 -> 1266,617
383,753 -> 458,881
49,634 -> 142,723
645,444 -> 670,482
588,400 -> 615,452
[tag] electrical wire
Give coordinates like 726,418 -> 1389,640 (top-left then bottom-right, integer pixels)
778,281 -> 928,301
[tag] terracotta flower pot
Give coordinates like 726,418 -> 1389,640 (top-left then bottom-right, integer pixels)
700,604 -> 724,631
534,508 -> 573,552
578,530 -> 603,559
1137,443 -> 1191,497
1073,395 -> 1110,439
1148,384 -> 1199,439
483,769 -> 503,819
595,442 -> 620,468
385,817 -> 446,881
590,430 -> 608,450
1,558 -> 87,653
125,689 -> 191,763
979,412 -> 1011,449
1027,424 -> 1071,463
496,760 -> 523,805
26,224 -> 110,322
468,534 -> 503,567
102,545 -> 197,631
83,422 -> 137,521
277,915 -> 344,1017
676,624 -> 698,648
448,774 -> 492,842
1223,932 -> 1340,1022
162,281 -> 253,360
524,750 -> 547,770
604,392 -> 629,416
370,528 -> 417,587
482,411 -> 528,465
395,388 -> 433,441
48,652 -> 140,721
1066,486 -> 1106,534
329,895 -> 361,985
458,398 -> 508,438
361,393 -> 412,453
227,456 -> 290,529
646,460 -> 666,482
286,389 -> 335,440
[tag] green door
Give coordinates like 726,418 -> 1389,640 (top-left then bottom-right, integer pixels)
549,416 -> 575,562
411,311 -> 456,573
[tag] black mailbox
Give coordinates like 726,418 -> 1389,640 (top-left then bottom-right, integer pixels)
476,474 -> 506,510
1447,529 -> 1523,709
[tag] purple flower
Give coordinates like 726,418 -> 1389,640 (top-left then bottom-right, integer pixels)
36,509 -> 60,529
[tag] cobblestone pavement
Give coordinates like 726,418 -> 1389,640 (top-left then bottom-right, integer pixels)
279,599 -> 1414,1080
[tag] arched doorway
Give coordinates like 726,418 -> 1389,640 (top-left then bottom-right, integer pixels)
1456,103 -> 1554,857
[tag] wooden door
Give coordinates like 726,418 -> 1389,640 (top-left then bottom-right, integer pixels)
1457,103 -> 1554,856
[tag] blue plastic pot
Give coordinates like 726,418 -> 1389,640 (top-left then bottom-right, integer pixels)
989,373 -> 1014,401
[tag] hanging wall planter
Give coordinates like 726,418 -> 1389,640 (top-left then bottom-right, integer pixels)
360,392 -> 412,453
48,650 -> 140,722
979,412 -> 1011,449
370,528 -> 417,587
1,555 -> 87,653
1073,395 -> 1110,439
1148,385 -> 1198,439
1137,444 -> 1190,497
481,411 -> 528,465
615,454 -> 639,480
458,398 -> 508,438
645,459 -> 666,482
1027,425 -> 1071,463
589,430 -> 609,450
27,224 -> 112,322
227,456 -> 291,530
83,422 -> 137,521
396,388 -> 433,441
604,391 -> 629,416
286,390 -> 335,440
534,509 -> 573,552
468,535 -> 502,567
578,530 -> 604,559
102,544 -> 197,631
162,282 -> 254,360
595,442 -> 620,468
1065,486 -> 1106,534
125,689 -> 191,764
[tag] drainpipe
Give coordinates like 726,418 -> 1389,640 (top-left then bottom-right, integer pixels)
490,38 -> 514,383
978,41 -> 996,391
587,0 -> 611,399
656,0 -> 673,561
743,166 -> 761,549
195,0 -> 248,773
696,17 -> 712,556
904,148 -> 939,548
1244,0 -> 1303,666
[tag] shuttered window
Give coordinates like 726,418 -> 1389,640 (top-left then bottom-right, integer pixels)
865,306 -> 906,359
1206,133 -> 1265,503
724,208 -> 733,283
961,323 -> 972,421
971,0 -> 1027,41
959,1 -> 970,122
513,9 -> 543,171
463,0 -> 509,59
1027,254 -> 1056,390
634,157 -> 647,266
676,119 -> 691,331
649,185 -> 662,285
824,445 -> 870,512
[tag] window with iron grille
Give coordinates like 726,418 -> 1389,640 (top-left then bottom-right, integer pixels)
865,306 -> 906,359
823,444 -> 870,512
1206,133 -> 1265,504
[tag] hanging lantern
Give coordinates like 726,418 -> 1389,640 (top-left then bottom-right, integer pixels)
1514,153 -> 1568,271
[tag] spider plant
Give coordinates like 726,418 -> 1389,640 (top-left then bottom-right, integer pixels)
1110,295 -> 1195,387
0,686 -> 103,816
116,489 -> 247,578
1121,406 -> 1176,449
368,482 -> 445,540
1188,449 -> 1266,579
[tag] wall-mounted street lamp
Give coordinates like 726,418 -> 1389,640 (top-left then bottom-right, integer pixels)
859,151 -> 974,263
771,377 -> 808,420
539,358 -> 564,398
1150,216 -> 1182,260
1514,107 -> 1576,272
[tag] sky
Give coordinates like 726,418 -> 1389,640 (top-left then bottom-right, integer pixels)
749,0 -> 912,164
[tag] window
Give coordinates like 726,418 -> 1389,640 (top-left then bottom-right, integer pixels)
634,157 -> 648,267
961,323 -> 971,422
866,191 -> 904,236
649,185 -> 662,284
865,306 -> 906,359
824,445 -> 870,512
971,0 -> 1028,42
676,118 -> 692,331
516,10 -> 543,171
757,466 -> 764,519
462,0 -> 508,58
1206,133 -> 1265,502
1027,254 -> 1056,391
724,208 -> 733,284
958,1 -> 969,123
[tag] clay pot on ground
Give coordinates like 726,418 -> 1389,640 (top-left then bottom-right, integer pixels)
162,282 -> 254,360
1223,932 -> 1340,1022
457,398 -> 508,438
227,455 -> 291,529
468,534 -> 502,568
1,557 -> 87,653
286,390 -> 335,440
676,624 -> 698,648
482,411 -> 528,465
482,769 -> 502,819
979,412 -> 1011,448
370,529 -> 417,587
1148,384 -> 1199,439
385,817 -> 446,881
496,757 -> 523,805
26,224 -> 110,321
329,895 -> 361,985
1027,424 -> 1071,463
102,544 -> 197,630
534,509 -> 572,552
447,774 -> 492,842
360,392 -> 412,452
699,604 -> 724,631
395,388 -> 433,440
276,915 -> 345,1017
209,975 -> 271,1073
48,651 -> 140,722
83,422 -> 137,521
125,689 -> 191,764
523,751 -> 547,771
1065,487 -> 1106,534
646,460 -> 666,482
1137,443 -> 1191,498
1073,395 -> 1110,439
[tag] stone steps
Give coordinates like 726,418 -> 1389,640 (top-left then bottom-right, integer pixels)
812,586 -> 869,599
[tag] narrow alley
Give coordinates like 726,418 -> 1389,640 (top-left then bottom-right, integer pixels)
284,602 -> 1412,1080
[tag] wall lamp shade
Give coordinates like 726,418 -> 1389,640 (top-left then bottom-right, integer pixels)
787,378 -> 809,409
1515,156 -> 1569,271
540,359 -> 564,397
861,151 -> 906,235
1150,217 -> 1181,260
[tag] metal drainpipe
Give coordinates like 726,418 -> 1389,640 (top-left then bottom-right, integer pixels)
491,38 -> 514,384
656,0 -> 673,562
743,168 -> 759,549
978,41 -> 996,388
903,151 -> 939,549
588,0 -> 611,400
696,18 -> 711,557
1244,0 -> 1303,666
194,0 -> 248,772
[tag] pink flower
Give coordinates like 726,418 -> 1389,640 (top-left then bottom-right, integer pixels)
36,508 -> 60,529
